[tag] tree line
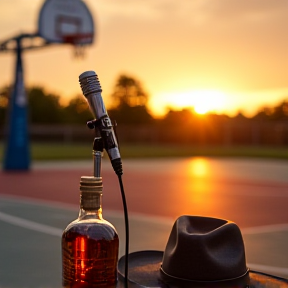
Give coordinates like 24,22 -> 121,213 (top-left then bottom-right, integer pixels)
0,75 -> 153,126
1,74 -> 287,126
1,74 -> 288,146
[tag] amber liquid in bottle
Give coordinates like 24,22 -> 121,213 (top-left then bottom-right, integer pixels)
62,176 -> 119,288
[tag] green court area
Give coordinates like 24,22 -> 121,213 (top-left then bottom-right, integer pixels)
0,196 -> 287,288
1,142 -> 288,161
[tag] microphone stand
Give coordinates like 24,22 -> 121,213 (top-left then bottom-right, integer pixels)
92,136 -> 103,178
87,120 -> 130,287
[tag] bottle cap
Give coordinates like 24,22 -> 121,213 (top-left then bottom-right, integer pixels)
80,176 -> 103,194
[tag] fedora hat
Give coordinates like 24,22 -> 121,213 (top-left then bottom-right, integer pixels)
118,215 -> 288,288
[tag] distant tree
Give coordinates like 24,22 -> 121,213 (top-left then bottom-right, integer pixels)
252,107 -> 273,121
205,112 -> 230,123
63,95 -> 92,124
108,103 -> 153,125
109,75 -> 153,124
269,100 -> 288,121
1,86 -> 64,125
28,87 -> 63,124
253,100 -> 288,121
232,111 -> 248,121
0,85 -> 11,126
161,108 -> 195,126
111,75 -> 148,108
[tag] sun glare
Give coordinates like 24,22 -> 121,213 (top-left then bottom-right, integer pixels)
189,158 -> 208,177
151,89 -> 228,116
192,90 -> 226,115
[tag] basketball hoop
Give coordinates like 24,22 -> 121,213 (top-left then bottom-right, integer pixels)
38,0 -> 95,59
62,33 -> 93,59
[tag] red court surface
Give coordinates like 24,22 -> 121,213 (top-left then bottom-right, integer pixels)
0,157 -> 288,285
1,158 -> 288,229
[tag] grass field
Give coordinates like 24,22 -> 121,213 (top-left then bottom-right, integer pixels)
0,142 -> 288,161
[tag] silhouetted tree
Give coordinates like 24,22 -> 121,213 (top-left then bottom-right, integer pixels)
108,103 -> 153,125
28,87 -> 63,124
252,100 -> 288,121
0,85 -> 11,126
109,75 -> 153,124
233,111 -> 248,121
269,101 -> 288,121
63,94 -> 92,124
252,106 -> 273,121
111,75 -> 148,107
161,108 -> 195,126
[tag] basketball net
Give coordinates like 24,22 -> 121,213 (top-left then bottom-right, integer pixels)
62,33 -> 93,59
73,44 -> 86,59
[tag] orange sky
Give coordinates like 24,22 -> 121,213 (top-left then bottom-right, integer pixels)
0,0 -> 287,117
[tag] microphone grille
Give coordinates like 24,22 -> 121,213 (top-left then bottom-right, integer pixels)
79,70 -> 102,97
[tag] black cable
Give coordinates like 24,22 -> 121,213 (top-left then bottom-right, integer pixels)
117,174 -> 129,287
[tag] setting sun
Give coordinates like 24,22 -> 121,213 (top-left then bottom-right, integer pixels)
151,90 -> 228,116
192,90 -> 227,114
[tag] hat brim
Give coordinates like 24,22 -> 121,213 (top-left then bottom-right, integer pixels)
118,251 -> 288,288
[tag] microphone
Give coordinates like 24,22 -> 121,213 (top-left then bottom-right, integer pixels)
79,70 -> 123,176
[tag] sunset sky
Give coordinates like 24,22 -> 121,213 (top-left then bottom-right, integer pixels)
0,0 -> 287,117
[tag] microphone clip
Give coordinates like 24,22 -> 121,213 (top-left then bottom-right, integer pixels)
86,119 -> 101,130
87,119 -> 119,142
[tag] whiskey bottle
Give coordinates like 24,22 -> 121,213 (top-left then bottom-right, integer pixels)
62,176 -> 119,288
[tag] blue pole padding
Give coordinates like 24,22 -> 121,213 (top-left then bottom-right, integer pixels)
3,37 -> 30,171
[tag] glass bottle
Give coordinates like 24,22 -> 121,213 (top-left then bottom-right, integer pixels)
62,176 -> 119,288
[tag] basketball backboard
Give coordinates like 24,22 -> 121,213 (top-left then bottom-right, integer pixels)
38,0 -> 94,45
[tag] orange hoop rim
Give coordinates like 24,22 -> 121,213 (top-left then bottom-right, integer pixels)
61,33 -> 93,45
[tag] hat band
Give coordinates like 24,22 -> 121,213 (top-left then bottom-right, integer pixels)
160,266 -> 250,284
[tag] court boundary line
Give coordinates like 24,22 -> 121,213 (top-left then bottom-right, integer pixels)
2,193 -> 288,231
242,223 -> 288,234
0,194 -> 174,226
0,211 -> 62,237
1,193 -> 288,231
0,198 -> 287,277
0,210 -> 287,277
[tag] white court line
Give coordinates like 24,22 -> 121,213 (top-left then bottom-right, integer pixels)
0,211 -> 62,237
0,194 -> 174,226
0,194 -> 288,233
249,265 -> 288,277
242,223 -> 288,234
0,210 -> 287,276
1,194 -> 288,233
0,195 -> 288,276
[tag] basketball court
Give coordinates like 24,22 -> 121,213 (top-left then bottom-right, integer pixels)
0,0 -> 287,287
0,158 -> 288,288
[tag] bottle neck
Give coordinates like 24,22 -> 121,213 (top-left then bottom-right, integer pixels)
78,191 -> 103,219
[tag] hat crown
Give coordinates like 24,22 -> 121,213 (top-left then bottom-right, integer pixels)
161,215 -> 247,282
